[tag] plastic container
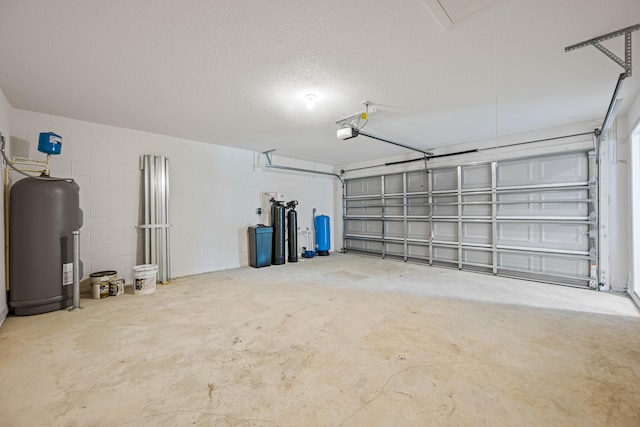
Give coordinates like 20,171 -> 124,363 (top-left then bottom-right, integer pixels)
132,264 -> 158,295
248,225 -> 273,268
109,279 -> 125,296
90,271 -> 117,299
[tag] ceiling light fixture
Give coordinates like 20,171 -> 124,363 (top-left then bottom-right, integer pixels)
305,94 -> 316,109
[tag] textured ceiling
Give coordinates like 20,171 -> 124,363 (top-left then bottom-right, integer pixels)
426,0 -> 508,27
0,0 -> 639,166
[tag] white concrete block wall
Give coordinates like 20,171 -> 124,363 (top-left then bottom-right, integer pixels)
10,109 -> 336,284
0,88 -> 11,324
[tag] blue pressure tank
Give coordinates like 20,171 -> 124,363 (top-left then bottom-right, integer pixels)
315,215 -> 330,256
38,132 -> 63,155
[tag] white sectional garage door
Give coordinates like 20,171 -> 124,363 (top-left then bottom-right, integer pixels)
344,151 -> 597,288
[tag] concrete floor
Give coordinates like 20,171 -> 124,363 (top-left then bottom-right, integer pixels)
1,253 -> 639,426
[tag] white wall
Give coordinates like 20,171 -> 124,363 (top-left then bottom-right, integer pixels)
627,90 -> 640,138
600,118 -> 630,292
0,88 -> 10,324
630,125 -> 640,304
10,109 -> 337,284
626,93 -> 640,303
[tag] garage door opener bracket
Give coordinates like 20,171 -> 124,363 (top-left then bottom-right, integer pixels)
565,23 -> 639,78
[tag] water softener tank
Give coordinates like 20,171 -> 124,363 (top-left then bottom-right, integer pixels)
9,177 -> 83,315
287,209 -> 298,263
315,215 -> 330,256
271,202 -> 286,265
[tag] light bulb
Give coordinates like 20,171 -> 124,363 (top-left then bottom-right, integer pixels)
305,94 -> 316,109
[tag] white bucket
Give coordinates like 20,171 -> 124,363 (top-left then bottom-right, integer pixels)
132,264 -> 158,295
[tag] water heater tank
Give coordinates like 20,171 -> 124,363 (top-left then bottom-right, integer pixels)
9,177 -> 83,315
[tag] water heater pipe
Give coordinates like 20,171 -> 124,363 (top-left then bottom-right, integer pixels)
69,231 -> 82,311
0,133 -> 68,181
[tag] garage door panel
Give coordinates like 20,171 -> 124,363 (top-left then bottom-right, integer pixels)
461,164 -> 491,189
433,195 -> 457,216
346,176 -> 381,196
346,220 -> 382,237
499,252 -> 589,277
407,221 -> 430,240
407,244 -> 428,258
497,223 -> 532,244
434,246 -> 458,262
345,221 -> 366,235
433,222 -> 457,242
462,222 -> 491,244
540,224 -> 588,250
385,221 -> 404,238
498,153 -> 587,187
345,239 -> 366,251
346,239 -> 383,253
497,189 -> 588,217
498,161 -> 533,187
406,171 -> 429,192
539,190 -> 589,216
498,223 -> 587,251
385,198 -> 404,216
463,248 -> 492,266
540,155 -> 587,183
385,242 -> 404,257
541,257 -> 589,277
385,174 -> 404,193
462,194 -> 491,216
432,169 -> 457,191
408,197 -> 430,216
346,199 -> 382,216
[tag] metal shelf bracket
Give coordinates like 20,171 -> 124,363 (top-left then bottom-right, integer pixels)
565,23 -> 639,77
263,149 -> 276,166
